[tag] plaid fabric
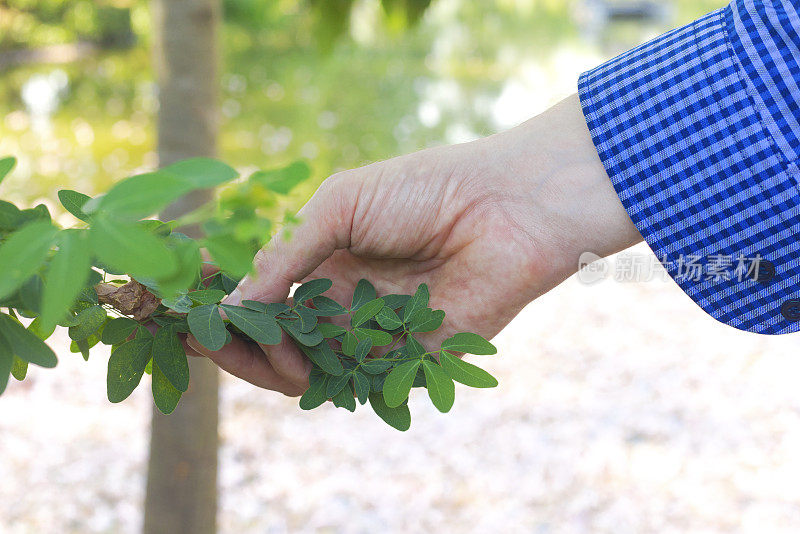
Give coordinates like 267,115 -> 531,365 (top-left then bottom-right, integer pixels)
578,0 -> 800,335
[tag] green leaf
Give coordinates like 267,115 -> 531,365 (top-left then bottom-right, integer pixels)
310,296 -> 347,316
71,287 -> 98,310
0,200 -> 22,231
86,269 -> 103,286
0,156 -> 16,184
351,298 -> 384,328
17,204 -> 51,226
39,229 -> 93,331
277,318 -> 323,347
331,386 -> 356,412
203,233 -> 254,279
101,318 -> 138,345
57,190 -> 91,222
90,215 -> 178,280
360,358 -> 392,374
341,330 -> 357,356
187,304 -> 227,351
352,327 -> 392,346
153,326 -> 190,392
350,279 -> 376,311
58,312 -> 79,327
155,237 -> 202,298
151,360 -> 182,414
318,322 -> 347,339
370,372 -> 387,393
441,332 -> 497,355
440,351 -> 498,388
0,314 -> 57,368
403,335 -> 426,358
220,273 -> 240,294
72,337 -> 93,360
28,317 -> 55,341
10,355 -> 28,381
299,375 -> 329,410
152,316 -> 189,333
162,293 -> 193,313
220,304 -> 282,345
250,161 -> 310,195
402,283 -> 430,320
240,300 -> 267,312
369,392 -> 410,431
382,359 -> 420,408
0,220 -> 58,301
422,360 -> 455,413
69,335 -> 96,359
353,370 -> 370,404
266,302 -> 290,316
0,345 -> 11,395
375,306 -> 403,330
295,306 -> 318,332
326,371 -> 352,398
413,365 -> 427,388
107,329 -> 153,403
354,338 -> 372,363
139,219 -> 170,235
294,278 -> 332,303
381,294 -> 410,309
84,171 -> 190,218
408,308 -> 445,333
20,274 -> 43,313
68,305 -> 107,341
188,289 -> 226,305
162,158 -> 238,188
297,341 -> 343,376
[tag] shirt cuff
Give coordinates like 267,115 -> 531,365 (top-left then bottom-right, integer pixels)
578,6 -> 800,334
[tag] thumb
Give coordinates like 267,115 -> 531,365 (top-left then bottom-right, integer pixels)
223,173 -> 359,305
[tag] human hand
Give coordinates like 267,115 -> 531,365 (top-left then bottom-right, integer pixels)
186,93 -> 641,395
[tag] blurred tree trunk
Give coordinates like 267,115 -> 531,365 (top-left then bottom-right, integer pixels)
144,1 -> 221,533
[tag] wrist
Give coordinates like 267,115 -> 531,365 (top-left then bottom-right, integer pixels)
475,93 -> 642,290
538,93 -> 642,255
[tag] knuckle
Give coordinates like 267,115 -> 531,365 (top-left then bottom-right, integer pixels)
250,241 -> 284,279
323,169 -> 351,188
319,168 -> 363,199
252,246 -> 270,269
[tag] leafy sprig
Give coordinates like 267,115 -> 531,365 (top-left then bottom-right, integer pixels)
0,156 -> 498,430
178,276 -> 498,430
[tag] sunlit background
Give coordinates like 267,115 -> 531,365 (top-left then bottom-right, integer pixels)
5,0 -> 800,532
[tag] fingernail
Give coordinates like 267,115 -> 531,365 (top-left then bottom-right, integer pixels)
186,335 -> 208,356
223,287 -> 242,306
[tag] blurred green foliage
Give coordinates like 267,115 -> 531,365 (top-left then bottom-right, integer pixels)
1,0 -> 137,49
0,0 -> 726,215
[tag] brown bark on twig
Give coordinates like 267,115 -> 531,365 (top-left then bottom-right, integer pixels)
94,281 -> 161,321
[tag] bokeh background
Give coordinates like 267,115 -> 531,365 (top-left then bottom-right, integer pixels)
4,0 -> 800,532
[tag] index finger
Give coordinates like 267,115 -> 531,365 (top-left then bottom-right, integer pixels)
222,172 -> 358,306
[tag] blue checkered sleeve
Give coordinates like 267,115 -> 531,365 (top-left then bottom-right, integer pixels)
578,0 -> 800,335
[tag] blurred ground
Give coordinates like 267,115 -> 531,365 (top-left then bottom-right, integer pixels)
2,242 -> 800,534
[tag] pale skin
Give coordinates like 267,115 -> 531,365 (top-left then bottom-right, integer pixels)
186,93 -> 643,396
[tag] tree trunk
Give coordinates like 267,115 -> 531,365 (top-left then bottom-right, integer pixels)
144,1 -> 221,533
